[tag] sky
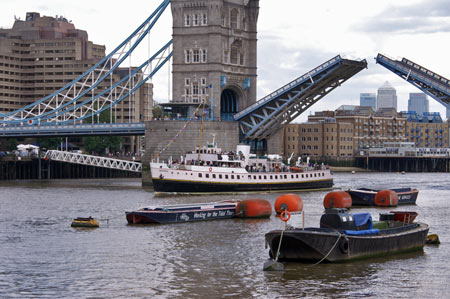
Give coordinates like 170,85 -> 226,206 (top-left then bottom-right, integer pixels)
1,0 -> 450,122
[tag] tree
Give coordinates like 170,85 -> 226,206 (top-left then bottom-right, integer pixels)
83,104 -> 123,155
37,138 -> 60,150
84,135 -> 121,154
6,138 -> 17,151
152,104 -> 163,119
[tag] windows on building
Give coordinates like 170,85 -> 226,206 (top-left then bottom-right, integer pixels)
230,9 -> 239,29
192,83 -> 199,95
230,40 -> 243,65
201,49 -> 207,63
185,48 -> 207,64
230,45 -> 238,64
185,50 -> 191,63
193,49 -> 200,63
193,14 -> 199,26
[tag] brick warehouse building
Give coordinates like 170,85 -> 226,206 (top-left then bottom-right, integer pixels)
282,106 -> 408,160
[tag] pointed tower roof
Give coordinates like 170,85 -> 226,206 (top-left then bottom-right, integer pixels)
379,81 -> 395,90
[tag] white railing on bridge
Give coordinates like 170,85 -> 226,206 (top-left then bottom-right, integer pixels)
44,150 -> 142,172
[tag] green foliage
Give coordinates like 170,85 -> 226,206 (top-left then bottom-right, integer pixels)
84,135 -> 122,154
6,138 -> 17,151
82,104 -> 123,154
36,138 -> 60,150
152,105 -> 163,119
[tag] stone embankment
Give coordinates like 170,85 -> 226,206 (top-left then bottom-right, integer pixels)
329,166 -> 372,173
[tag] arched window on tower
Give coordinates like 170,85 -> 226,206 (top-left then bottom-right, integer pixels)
230,40 -> 242,65
230,9 -> 239,29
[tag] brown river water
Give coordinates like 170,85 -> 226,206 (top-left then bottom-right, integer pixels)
0,172 -> 448,298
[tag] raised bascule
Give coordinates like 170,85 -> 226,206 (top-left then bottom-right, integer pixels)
234,55 -> 367,141
376,53 -> 450,110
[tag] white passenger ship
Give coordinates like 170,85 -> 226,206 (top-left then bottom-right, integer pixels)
150,140 -> 333,193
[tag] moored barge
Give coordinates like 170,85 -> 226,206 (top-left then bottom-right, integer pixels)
347,187 -> 418,206
126,201 -> 239,224
265,209 -> 429,262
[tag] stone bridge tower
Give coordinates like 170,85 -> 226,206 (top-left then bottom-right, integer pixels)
170,0 -> 259,121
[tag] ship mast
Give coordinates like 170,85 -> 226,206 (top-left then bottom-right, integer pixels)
197,96 -> 207,162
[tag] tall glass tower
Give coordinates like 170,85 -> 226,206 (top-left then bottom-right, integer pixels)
360,93 -> 376,110
377,81 -> 397,111
408,93 -> 429,115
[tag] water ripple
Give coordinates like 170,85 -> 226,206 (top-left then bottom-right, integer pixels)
0,176 -> 449,298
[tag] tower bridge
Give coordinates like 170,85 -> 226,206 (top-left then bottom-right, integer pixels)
0,0 -> 370,181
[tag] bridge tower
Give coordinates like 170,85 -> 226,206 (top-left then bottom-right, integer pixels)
170,0 -> 259,120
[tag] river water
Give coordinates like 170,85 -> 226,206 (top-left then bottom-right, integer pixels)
0,172 -> 449,298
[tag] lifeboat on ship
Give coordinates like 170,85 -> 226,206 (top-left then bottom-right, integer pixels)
289,167 -> 303,173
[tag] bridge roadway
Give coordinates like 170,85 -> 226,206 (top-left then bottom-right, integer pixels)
376,53 -> 450,109
0,122 -> 145,138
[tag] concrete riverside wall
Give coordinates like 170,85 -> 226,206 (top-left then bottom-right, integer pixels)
141,120 -> 239,186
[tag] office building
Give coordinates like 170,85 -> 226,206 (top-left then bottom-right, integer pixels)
408,93 -> 429,115
377,81 -> 397,111
360,93 -> 376,110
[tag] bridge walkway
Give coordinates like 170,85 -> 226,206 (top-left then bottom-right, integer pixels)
44,150 -> 142,173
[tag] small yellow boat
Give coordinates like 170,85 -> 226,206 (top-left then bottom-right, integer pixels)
71,217 -> 99,228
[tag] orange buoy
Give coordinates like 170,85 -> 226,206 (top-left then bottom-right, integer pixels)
274,194 -> 303,214
374,189 -> 398,207
323,191 -> 352,209
235,199 -> 272,218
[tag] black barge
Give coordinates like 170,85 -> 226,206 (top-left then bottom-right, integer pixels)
265,209 -> 429,262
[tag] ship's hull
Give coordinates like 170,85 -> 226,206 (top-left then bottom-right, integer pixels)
265,223 -> 429,262
126,204 -> 237,224
348,188 -> 418,206
151,176 -> 333,193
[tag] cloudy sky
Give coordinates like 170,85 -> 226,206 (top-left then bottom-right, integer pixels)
1,0 -> 450,121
